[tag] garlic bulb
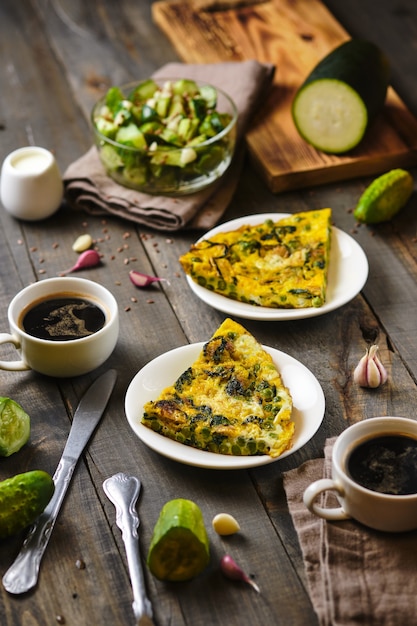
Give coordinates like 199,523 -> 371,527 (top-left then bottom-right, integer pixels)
353,345 -> 388,388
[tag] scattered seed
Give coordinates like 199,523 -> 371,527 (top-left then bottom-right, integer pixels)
39,269 -> 46,274
56,616 -> 66,624
75,559 -> 86,570
124,258 -> 130,265
146,299 -> 155,304
123,232 -> 131,239
52,242 -> 59,249
124,306 -> 131,312
30,246 -> 37,252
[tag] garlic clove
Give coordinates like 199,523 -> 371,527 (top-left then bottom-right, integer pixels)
129,270 -> 169,288
353,345 -> 388,388
58,249 -> 101,275
212,513 -> 240,536
72,233 -> 93,253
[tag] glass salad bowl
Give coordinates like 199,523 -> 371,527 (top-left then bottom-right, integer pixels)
91,78 -> 238,196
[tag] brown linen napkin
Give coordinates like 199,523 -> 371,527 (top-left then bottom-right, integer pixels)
63,60 -> 275,232
283,438 -> 417,626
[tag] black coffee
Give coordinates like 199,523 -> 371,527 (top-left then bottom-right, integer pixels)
347,434 -> 417,495
22,296 -> 106,341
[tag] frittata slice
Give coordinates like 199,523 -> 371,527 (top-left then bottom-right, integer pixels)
179,208 -> 332,309
142,318 -> 294,457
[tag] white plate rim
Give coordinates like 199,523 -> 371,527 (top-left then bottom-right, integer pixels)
125,342 -> 326,469
184,213 -> 369,321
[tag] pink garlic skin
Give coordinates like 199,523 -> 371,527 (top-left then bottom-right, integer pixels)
220,554 -> 260,593
129,270 -> 168,288
59,249 -> 101,275
353,345 -> 388,388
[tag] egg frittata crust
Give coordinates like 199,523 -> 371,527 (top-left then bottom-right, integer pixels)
142,318 -> 294,457
179,208 -> 332,309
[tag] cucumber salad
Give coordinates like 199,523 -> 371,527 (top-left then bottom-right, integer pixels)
92,78 -> 237,194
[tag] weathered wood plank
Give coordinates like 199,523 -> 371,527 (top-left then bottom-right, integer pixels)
0,0 -> 417,624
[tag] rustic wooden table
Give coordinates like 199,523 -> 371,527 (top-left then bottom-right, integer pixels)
1,1 -> 417,625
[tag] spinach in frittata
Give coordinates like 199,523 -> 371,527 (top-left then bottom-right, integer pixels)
142,318 -> 294,457
179,209 -> 332,309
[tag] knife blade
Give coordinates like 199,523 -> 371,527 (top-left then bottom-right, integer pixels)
2,368 -> 117,595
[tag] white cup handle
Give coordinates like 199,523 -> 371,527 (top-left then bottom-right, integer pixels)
303,478 -> 351,521
0,333 -> 31,371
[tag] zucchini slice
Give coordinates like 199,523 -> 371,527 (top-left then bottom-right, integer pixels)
292,39 -> 390,154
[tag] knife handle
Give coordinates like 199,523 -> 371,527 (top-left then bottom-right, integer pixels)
2,456 -> 76,595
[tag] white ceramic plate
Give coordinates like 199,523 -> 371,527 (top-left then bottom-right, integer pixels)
184,213 -> 369,321
125,342 -> 325,469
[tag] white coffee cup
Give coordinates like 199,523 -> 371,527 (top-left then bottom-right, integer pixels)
0,146 -> 63,220
303,417 -> 417,532
0,277 -> 119,377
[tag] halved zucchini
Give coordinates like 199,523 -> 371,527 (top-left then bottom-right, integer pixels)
292,39 -> 390,154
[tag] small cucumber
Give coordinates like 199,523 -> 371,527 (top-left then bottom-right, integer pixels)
0,470 -> 54,539
354,168 -> 414,223
147,498 -> 210,582
0,396 -> 30,457
292,39 -> 390,154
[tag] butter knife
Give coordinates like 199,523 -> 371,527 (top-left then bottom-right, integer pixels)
2,368 -> 117,595
103,473 -> 154,626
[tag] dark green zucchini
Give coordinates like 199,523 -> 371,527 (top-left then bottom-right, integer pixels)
292,39 -> 390,154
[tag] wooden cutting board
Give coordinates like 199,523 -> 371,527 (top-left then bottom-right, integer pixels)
152,0 -> 417,193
